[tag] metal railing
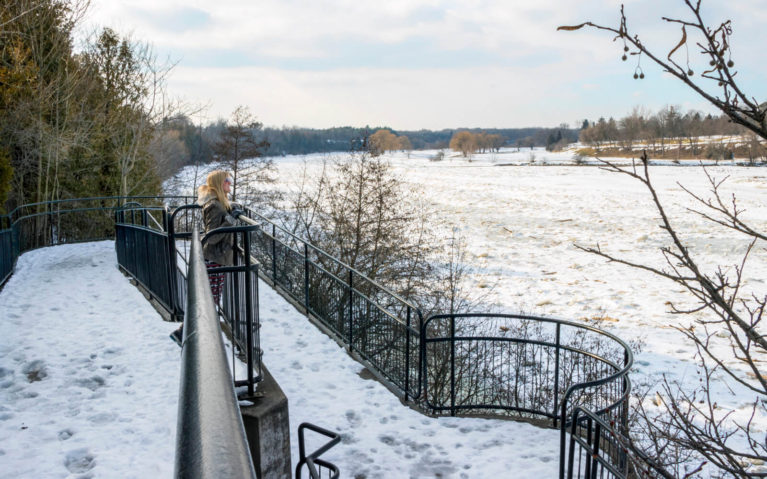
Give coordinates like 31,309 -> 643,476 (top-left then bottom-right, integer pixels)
296,423 -> 341,479
0,196 -> 192,288
567,407 -> 673,479
114,203 -> 264,397
202,225 -> 263,397
174,229 -> 257,479
0,197 -> 653,478
238,210 -> 423,402
236,206 -> 638,479
422,313 -> 631,421
115,205 -> 177,313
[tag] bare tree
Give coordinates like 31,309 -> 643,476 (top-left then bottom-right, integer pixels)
213,105 -> 272,204
559,1 -> 766,142
577,153 -> 766,476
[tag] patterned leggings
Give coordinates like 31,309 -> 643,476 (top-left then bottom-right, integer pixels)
205,260 -> 225,304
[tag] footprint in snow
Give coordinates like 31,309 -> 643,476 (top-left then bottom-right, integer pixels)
75,376 -> 105,391
88,412 -> 116,425
64,448 -> 95,473
22,360 -> 48,383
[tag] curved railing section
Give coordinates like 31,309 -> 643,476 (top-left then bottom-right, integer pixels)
421,313 -> 631,423
0,196 -> 192,288
296,423 -> 341,479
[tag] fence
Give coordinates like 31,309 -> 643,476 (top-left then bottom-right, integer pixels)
236,206 -> 643,478
113,203 -> 263,397
239,211 -> 423,402
0,197 -> 657,478
114,205 -> 176,313
567,407 -> 673,479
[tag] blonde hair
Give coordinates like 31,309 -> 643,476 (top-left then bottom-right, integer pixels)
198,170 -> 231,211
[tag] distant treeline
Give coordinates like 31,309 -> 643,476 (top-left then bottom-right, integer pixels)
261,125 -> 579,155
160,117 -> 580,171
578,106 -> 767,161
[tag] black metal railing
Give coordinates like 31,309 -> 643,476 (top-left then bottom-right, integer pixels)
238,211 -> 423,402
114,203 -> 264,396
1,197 -> 652,479
0,196 -> 192,288
114,205 -> 177,313
202,225 -> 263,397
567,407 -> 673,479
421,313 -> 631,420
296,423 -> 341,479
174,229 -> 257,479
236,206 -> 637,479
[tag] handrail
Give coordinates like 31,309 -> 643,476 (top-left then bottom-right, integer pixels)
5,195 -> 193,219
174,229 -> 257,479
238,211 -> 419,312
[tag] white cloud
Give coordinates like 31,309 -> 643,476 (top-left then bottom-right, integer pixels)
79,0 -> 767,128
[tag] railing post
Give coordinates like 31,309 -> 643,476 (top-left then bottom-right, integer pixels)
622,349 -> 629,429
348,270 -> 354,348
405,306 -> 411,402
244,230 -> 255,397
566,411 -> 577,479
553,322 -> 561,428
164,208 -> 179,319
584,417 -> 594,479
591,421 -> 602,479
303,243 -> 310,314
450,314 -> 456,417
271,224 -> 277,281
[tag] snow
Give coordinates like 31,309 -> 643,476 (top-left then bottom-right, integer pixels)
2,148 -> 765,477
0,240 -> 560,478
0,242 -> 181,478
259,279 -> 560,478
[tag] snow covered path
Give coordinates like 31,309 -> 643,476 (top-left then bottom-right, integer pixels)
260,279 -> 560,479
0,242 -> 181,478
0,241 -> 561,478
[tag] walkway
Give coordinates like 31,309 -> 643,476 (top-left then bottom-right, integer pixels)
1,241 -> 561,478
0,242 -> 181,478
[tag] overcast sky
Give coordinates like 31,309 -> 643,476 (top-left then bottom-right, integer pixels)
79,0 -> 766,130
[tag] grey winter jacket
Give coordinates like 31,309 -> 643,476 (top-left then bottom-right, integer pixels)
200,195 -> 236,266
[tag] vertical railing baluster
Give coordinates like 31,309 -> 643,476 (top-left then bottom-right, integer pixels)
244,230 -> 255,397
405,306 -> 411,402
271,224 -> 277,281
348,270 -> 353,349
554,322 -> 561,428
304,243 -> 310,314
450,314 -> 456,417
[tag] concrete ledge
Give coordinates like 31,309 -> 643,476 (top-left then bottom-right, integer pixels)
241,364 -> 292,479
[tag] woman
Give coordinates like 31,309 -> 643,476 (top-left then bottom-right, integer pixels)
170,170 -> 242,346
